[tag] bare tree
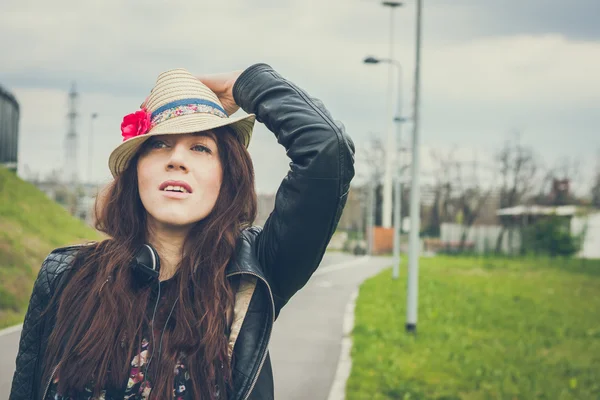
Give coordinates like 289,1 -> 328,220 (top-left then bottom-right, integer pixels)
494,137 -> 538,252
354,133 -> 387,228
531,157 -> 582,206
496,138 -> 538,208
591,178 -> 600,208
453,155 -> 496,250
426,148 -> 495,250
357,133 -> 386,183
592,154 -> 600,208
423,148 -> 456,236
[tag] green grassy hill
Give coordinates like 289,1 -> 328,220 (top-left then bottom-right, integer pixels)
0,167 -> 101,329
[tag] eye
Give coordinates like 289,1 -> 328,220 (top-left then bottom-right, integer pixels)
192,144 -> 212,154
148,139 -> 168,149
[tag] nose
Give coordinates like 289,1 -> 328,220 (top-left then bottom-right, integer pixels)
166,142 -> 189,172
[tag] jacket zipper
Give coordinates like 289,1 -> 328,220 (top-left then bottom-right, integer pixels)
226,271 -> 275,400
42,364 -> 59,399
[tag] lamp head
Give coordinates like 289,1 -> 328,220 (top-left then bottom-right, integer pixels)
363,56 -> 380,64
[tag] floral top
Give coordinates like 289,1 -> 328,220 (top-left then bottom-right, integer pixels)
45,280 -> 194,400
121,337 -> 192,400
45,337 -> 192,400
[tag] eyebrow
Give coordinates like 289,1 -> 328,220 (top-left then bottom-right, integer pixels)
191,131 -> 217,140
190,131 -> 218,151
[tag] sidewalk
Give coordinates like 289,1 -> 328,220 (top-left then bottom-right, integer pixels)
270,253 -> 391,400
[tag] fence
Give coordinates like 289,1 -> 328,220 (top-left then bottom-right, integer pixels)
440,223 -> 520,254
439,214 -> 600,258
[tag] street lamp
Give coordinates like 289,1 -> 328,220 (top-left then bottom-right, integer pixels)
406,0 -> 424,335
363,56 -> 405,279
378,1 -> 403,229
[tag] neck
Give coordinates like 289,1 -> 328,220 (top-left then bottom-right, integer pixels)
146,221 -> 190,281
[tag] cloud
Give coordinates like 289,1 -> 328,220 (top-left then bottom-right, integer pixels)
2,0 -> 599,194
429,0 -> 600,41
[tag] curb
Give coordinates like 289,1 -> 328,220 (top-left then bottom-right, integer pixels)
326,289 -> 359,400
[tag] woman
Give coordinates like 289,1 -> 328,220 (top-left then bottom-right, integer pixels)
10,63 -> 355,400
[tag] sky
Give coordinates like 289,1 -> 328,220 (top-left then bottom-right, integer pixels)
2,0 -> 599,194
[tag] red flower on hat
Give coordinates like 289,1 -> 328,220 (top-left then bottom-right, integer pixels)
121,109 -> 152,141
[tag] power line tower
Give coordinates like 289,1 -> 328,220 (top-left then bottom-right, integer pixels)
64,82 -> 79,184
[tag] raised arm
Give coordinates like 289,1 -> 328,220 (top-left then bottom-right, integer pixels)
232,63 -> 355,314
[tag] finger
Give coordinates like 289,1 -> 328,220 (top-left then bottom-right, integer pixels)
195,74 -> 220,87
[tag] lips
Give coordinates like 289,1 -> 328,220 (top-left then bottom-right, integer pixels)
159,180 -> 193,194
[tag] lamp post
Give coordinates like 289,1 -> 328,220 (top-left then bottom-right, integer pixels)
366,178 -> 375,256
380,1 -> 403,229
364,56 -> 404,278
406,0 -> 423,334
88,113 -> 98,184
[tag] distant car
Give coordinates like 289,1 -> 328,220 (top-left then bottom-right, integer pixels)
352,240 -> 367,255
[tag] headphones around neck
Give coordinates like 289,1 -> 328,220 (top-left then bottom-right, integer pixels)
130,244 -> 161,287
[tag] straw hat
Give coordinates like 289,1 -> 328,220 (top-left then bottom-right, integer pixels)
108,68 -> 255,177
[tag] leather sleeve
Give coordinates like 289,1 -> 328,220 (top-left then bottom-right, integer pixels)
233,63 -> 355,314
9,249 -> 78,400
9,258 -> 54,399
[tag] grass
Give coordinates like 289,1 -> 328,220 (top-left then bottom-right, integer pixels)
0,167 -> 101,329
347,256 -> 600,400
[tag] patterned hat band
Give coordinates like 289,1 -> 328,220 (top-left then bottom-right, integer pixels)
150,98 -> 228,128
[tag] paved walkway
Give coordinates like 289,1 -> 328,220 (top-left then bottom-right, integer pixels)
0,252 -> 391,399
270,253 -> 390,399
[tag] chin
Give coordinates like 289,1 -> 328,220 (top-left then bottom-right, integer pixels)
154,212 -> 205,228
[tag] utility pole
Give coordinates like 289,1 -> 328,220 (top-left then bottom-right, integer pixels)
64,83 -> 79,185
406,0 -> 423,334
367,179 -> 376,256
88,113 -> 98,184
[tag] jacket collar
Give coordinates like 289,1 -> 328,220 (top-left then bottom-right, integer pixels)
225,227 -> 265,278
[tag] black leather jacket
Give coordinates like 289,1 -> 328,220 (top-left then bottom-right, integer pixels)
9,63 -> 355,400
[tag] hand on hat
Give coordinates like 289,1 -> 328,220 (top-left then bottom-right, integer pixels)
196,70 -> 243,116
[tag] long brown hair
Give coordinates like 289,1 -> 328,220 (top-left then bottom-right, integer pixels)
42,127 -> 257,399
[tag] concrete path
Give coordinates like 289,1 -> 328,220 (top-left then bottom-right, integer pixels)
0,324 -> 24,397
270,253 -> 390,400
0,252 -> 391,399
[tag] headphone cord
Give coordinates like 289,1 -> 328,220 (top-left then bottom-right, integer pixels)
143,283 -> 179,388
157,298 -> 179,367
143,281 -> 161,386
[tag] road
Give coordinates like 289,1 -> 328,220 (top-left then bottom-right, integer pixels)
0,252 -> 391,399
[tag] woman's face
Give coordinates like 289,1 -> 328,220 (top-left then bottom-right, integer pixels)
136,131 -> 223,230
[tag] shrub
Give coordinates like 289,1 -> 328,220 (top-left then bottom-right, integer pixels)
522,216 -> 583,257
